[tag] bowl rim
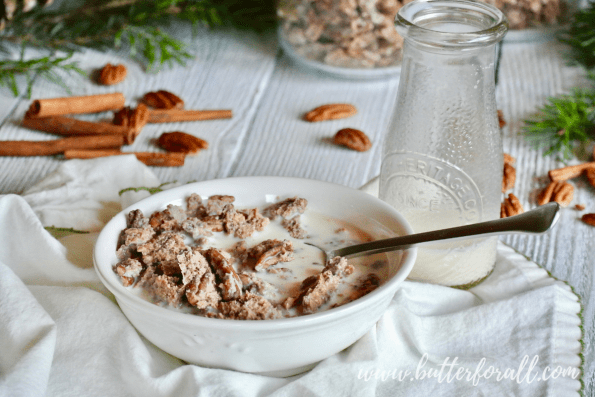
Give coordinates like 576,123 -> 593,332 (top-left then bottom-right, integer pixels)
94,176 -> 417,330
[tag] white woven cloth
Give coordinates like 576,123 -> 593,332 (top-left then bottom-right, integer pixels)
0,156 -> 582,396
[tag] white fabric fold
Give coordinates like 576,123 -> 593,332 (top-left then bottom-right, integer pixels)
0,157 -> 583,396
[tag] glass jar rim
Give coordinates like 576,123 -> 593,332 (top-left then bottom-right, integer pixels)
396,0 -> 509,49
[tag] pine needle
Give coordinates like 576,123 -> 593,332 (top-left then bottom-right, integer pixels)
0,51 -> 85,98
523,86 -> 595,160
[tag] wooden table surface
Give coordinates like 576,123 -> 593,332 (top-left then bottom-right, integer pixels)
0,27 -> 592,394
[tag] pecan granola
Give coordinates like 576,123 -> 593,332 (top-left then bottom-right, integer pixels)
279,0 -> 404,69
113,193 -> 386,319
265,196 -> 308,219
249,239 -> 295,272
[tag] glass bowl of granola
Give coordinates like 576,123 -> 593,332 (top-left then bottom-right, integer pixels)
93,176 -> 416,376
277,0 -> 404,79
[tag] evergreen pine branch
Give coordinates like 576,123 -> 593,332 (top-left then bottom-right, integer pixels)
559,0 -> 595,69
523,85 -> 595,160
0,50 -> 85,98
1,0 -> 227,69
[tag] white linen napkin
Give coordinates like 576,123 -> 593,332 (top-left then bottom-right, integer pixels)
0,156 -> 582,397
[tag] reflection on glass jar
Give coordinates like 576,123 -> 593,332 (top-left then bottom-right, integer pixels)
277,0 -> 407,77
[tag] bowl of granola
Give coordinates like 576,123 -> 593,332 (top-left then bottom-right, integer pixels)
94,176 -> 416,376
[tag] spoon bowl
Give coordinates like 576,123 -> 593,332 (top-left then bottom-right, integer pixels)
308,202 -> 560,261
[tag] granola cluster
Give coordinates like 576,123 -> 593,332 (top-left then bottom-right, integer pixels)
278,0 -> 405,69
477,0 -> 563,30
114,194 -> 379,320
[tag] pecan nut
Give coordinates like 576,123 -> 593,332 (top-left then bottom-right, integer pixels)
585,167 -> 595,189
113,103 -> 149,138
582,213 -> 595,227
304,103 -> 357,122
500,193 -> 524,218
158,131 -> 208,155
502,162 -> 516,192
142,90 -> 184,109
497,109 -> 506,128
333,128 -> 372,152
538,181 -> 574,207
98,63 -> 127,85
503,153 -> 515,165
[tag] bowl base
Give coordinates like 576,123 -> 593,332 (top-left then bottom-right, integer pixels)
253,361 -> 319,378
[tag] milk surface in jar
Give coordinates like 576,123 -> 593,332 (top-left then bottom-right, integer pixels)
379,0 -> 508,288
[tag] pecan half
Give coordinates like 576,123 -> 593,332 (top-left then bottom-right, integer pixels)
158,131 -> 208,155
249,239 -> 294,272
503,153 -> 515,165
500,193 -> 524,218
98,63 -> 127,85
333,128 -> 372,152
303,103 -> 357,122
113,103 -> 149,139
142,90 -> 184,109
582,213 -> 595,227
497,110 -> 506,128
204,248 -> 243,301
502,162 -> 516,192
538,181 -> 574,207
586,167 -> 595,189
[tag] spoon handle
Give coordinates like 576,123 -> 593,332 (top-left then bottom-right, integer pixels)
331,202 -> 560,258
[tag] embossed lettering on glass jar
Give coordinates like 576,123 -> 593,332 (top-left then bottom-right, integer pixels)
379,0 -> 508,288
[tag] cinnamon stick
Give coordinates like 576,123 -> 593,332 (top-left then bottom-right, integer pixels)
22,115 -> 137,144
548,162 -> 595,181
26,93 -> 126,118
0,135 -> 124,156
148,109 -> 232,123
64,150 -> 186,167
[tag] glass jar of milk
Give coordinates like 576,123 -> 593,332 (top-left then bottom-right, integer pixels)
379,0 -> 508,288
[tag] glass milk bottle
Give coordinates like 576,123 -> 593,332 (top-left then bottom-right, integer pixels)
379,0 -> 508,288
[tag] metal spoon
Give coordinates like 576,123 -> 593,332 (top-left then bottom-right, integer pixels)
308,202 -> 560,260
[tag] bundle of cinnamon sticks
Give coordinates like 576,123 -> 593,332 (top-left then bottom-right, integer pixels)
0,91 -> 232,167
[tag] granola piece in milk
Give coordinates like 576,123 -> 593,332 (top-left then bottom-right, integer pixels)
265,196 -> 308,219
206,195 -> 235,215
116,224 -> 155,260
127,209 -> 149,228
114,258 -> 143,286
181,217 -> 213,239
239,271 -> 281,301
249,239 -> 295,271
177,248 -> 210,285
293,256 -> 354,314
186,271 -> 221,309
281,215 -> 308,239
137,231 -> 186,275
186,193 -> 208,218
218,292 -> 281,320
148,204 -> 187,232
139,266 -> 186,306
204,248 -> 243,301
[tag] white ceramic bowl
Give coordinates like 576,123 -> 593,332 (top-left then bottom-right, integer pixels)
94,176 -> 416,376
